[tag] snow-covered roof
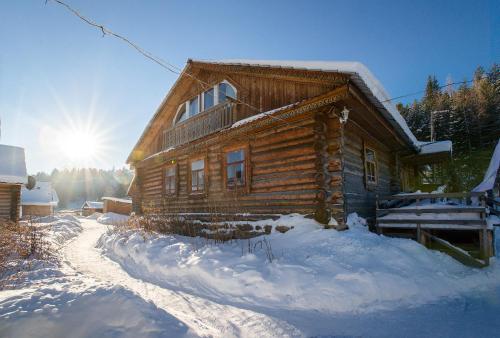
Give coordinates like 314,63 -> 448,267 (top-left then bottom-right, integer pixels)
192,59 -> 420,149
21,182 -> 59,206
417,140 -> 453,155
0,144 -> 28,185
473,139 -> 500,192
230,101 -> 302,129
102,197 -> 132,204
82,201 -> 104,209
129,59 -> 453,163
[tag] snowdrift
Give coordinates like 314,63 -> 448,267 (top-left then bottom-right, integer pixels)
97,212 -> 130,225
99,213 -> 500,314
35,214 -> 83,246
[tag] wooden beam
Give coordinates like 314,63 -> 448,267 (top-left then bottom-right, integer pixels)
421,230 -> 488,268
377,207 -> 486,214
378,219 -> 487,226
348,84 -> 407,148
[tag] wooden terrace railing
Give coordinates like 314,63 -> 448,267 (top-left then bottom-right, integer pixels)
162,102 -> 235,150
375,191 -> 492,266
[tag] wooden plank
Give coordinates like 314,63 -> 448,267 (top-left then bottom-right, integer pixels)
377,207 -> 486,214
378,219 -> 486,225
380,192 -> 485,200
422,231 -> 488,268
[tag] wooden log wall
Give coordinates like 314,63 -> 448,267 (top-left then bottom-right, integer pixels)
0,184 -> 20,222
22,205 -> 53,217
103,200 -> 132,215
342,122 -> 400,219
142,68 -> 346,158
325,113 -> 344,223
138,112 -> 324,217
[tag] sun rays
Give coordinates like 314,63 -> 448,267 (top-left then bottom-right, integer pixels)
39,88 -> 115,169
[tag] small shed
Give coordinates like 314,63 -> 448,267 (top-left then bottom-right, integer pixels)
102,197 -> 132,215
0,144 -> 28,222
21,182 -> 59,217
81,201 -> 104,216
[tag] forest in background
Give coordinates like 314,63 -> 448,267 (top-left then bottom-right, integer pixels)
33,168 -> 133,209
397,64 -> 499,191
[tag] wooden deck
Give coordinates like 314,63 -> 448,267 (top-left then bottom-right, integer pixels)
376,192 -> 494,266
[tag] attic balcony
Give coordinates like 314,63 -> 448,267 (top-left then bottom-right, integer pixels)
161,102 -> 235,150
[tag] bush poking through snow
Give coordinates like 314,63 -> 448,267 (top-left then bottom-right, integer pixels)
0,220 -> 53,286
1,215 -> 83,289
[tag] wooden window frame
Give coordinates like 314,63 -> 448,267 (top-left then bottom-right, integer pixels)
173,80 -> 238,125
363,145 -> 378,188
223,144 -> 250,193
188,156 -> 208,196
163,163 -> 178,197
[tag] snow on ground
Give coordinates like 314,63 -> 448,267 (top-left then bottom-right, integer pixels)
98,213 -> 500,315
0,215 -> 192,338
3,212 -> 500,337
0,278 -> 190,338
85,212 -> 102,219
97,212 -> 130,225
35,214 -> 83,245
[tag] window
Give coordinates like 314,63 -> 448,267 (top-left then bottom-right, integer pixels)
177,103 -> 188,122
165,166 -> 176,195
419,164 -> 444,185
190,159 -> 205,192
364,147 -> 377,185
203,88 -> 214,110
226,149 -> 245,187
218,82 -> 236,103
188,96 -> 199,117
173,81 -> 237,125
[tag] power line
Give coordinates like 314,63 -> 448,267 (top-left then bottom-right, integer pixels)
45,1 -> 489,138
46,0 -> 315,132
381,76 -> 489,103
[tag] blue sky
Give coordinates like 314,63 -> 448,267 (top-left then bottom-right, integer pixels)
0,0 -> 498,173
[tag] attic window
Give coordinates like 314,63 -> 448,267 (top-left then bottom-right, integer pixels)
203,88 -> 214,110
188,96 -> 199,117
175,80 -> 237,124
177,103 -> 188,122
218,82 -> 236,103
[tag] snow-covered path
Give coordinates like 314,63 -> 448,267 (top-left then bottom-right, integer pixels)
63,219 -> 301,338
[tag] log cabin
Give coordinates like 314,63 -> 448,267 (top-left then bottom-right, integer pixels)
0,144 -> 28,222
21,181 -> 59,217
81,201 -> 104,216
102,197 -> 132,215
127,60 -> 451,226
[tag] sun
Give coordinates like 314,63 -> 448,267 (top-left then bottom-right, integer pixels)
58,130 -> 99,161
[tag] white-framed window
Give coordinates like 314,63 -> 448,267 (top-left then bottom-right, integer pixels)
164,166 -> 176,195
175,80 -> 237,124
190,159 -> 205,192
203,88 -> 215,110
176,103 -> 188,123
218,81 -> 236,103
188,96 -> 199,117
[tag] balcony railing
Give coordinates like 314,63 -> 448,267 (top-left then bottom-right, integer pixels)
162,102 -> 235,150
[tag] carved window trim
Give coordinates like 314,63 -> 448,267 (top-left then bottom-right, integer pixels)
223,143 -> 250,193
163,162 -> 178,197
188,155 -> 208,196
363,145 -> 378,188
